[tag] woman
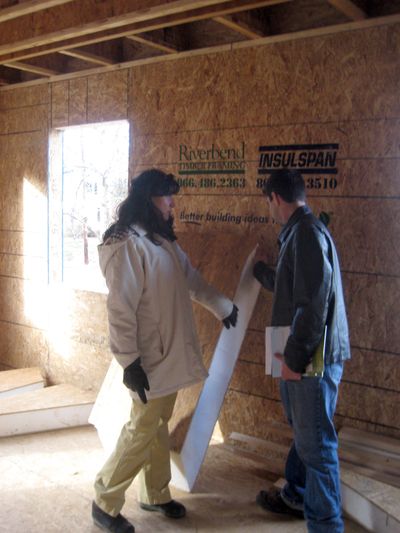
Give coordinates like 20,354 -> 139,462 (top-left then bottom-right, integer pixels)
92,168 -> 237,532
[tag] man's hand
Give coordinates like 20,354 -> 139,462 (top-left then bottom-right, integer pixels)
222,304 -> 238,329
123,358 -> 150,403
254,237 -> 269,264
274,353 -> 302,381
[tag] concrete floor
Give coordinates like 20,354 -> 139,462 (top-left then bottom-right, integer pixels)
0,426 -> 367,533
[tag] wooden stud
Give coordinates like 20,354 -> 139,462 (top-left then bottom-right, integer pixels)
0,0 -> 291,59
233,13 -> 400,51
0,0 -> 75,24
327,0 -> 367,21
213,14 -> 266,39
3,62 -> 59,76
125,34 -> 178,54
58,49 -> 115,66
1,12 -> 399,91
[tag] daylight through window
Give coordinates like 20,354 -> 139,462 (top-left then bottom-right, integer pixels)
49,120 -> 129,292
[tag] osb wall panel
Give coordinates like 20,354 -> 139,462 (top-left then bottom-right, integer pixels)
51,81 -> 69,128
239,330 -> 400,393
36,287 -> 111,390
344,274 -> 400,352
52,79 -> 89,127
0,70 -> 127,387
50,71 -> 128,128
0,22 -> 398,445
131,119 -> 400,170
0,85 -> 48,109
229,359 -> 400,430
87,71 -> 128,124
43,288 -> 111,389
0,134 -> 48,237
0,322 -> 47,371
69,78 -> 89,126
128,22 -> 400,442
0,253 -> 46,282
0,105 -> 48,135
246,271 -> 400,355
129,26 -> 399,136
174,195 -> 399,278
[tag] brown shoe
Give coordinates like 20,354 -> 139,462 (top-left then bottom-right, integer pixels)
256,489 -> 304,519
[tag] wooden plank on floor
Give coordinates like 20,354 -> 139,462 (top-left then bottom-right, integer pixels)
341,468 -> 400,532
340,427 -> 400,457
0,384 -> 94,414
0,367 -> 44,397
0,384 -> 96,437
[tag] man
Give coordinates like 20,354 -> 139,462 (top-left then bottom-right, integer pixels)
92,169 -> 238,533
253,169 -> 350,532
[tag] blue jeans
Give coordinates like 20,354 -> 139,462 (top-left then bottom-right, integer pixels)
280,363 -> 344,533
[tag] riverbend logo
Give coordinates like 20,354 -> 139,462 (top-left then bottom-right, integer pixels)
258,143 -> 339,175
178,142 -> 245,175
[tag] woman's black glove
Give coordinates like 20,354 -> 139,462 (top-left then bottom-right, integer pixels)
222,304 -> 238,329
123,358 -> 150,404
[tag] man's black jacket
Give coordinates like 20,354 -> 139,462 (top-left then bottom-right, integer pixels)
254,205 -> 351,374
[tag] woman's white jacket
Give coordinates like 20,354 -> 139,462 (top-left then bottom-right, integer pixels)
98,225 -> 233,400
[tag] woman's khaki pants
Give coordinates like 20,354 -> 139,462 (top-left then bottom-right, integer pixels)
94,392 -> 177,517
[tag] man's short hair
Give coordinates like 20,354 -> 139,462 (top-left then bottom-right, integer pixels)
263,169 -> 306,203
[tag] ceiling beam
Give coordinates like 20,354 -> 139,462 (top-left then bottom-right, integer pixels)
125,34 -> 179,54
213,14 -> 266,39
0,0 -> 247,51
58,49 -> 115,66
0,0 -> 76,23
3,61 -> 59,76
1,12 -> 400,92
327,0 -> 367,21
0,0 -> 290,63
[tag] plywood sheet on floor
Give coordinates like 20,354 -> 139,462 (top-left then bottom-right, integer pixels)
0,426 -> 368,533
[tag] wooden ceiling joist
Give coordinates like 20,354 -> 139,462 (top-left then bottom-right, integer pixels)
0,0 -> 75,24
58,49 -> 115,66
0,0 -> 291,60
213,15 -> 265,39
0,0 -> 398,88
125,34 -> 179,54
3,61 -> 58,77
327,0 -> 367,21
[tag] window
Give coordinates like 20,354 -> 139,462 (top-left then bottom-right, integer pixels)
49,120 -> 129,292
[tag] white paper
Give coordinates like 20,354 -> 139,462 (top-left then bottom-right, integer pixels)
265,326 -> 290,377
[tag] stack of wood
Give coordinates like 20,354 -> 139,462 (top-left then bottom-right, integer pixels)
339,427 -> 400,489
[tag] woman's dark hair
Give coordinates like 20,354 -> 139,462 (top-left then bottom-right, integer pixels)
102,168 -> 180,245
263,169 -> 306,203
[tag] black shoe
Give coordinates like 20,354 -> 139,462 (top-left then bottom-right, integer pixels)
140,499 -> 186,519
256,489 -> 304,519
92,501 -> 135,532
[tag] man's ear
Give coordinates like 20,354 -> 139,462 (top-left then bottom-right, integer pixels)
271,191 -> 281,205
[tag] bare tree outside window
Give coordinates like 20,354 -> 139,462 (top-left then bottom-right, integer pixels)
49,120 -> 129,292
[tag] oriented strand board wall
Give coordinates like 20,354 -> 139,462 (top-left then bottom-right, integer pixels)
0,85 -> 49,373
128,23 -> 400,440
0,23 -> 399,442
0,71 -> 128,388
